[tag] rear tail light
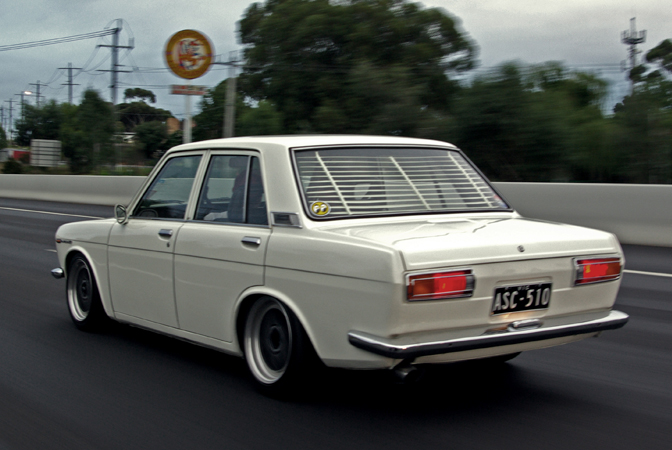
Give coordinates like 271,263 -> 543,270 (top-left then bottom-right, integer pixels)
407,269 -> 475,302
574,257 -> 622,286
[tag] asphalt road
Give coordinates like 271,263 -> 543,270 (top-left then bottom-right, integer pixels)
0,198 -> 670,450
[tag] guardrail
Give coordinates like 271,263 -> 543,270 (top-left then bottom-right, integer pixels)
1,174 -> 670,247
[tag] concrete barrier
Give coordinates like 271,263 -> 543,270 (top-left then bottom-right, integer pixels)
0,174 -> 670,247
493,183 -> 672,248
0,174 -> 145,206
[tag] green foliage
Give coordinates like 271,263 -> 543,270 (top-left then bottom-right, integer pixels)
124,88 -> 157,103
612,37 -> 672,184
192,80 -> 228,141
646,39 -> 672,75
14,100 -> 62,146
613,78 -> 672,183
0,126 -> 7,149
163,130 -> 184,151
446,62 -> 624,182
237,100 -> 284,136
192,80 -> 284,139
78,89 -> 116,167
2,158 -> 23,174
116,101 -> 172,132
134,121 -> 168,158
238,0 -> 475,132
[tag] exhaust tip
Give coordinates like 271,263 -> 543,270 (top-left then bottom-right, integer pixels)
393,363 -> 424,384
51,268 -> 64,279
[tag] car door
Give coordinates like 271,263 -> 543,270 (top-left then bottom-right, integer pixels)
108,153 -> 204,327
173,153 -> 270,342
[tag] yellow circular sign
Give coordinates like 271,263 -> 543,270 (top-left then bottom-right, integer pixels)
164,30 -> 214,79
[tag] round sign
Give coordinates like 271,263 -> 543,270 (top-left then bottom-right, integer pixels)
164,30 -> 214,79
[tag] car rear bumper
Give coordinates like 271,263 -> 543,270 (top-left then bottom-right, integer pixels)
347,310 -> 629,359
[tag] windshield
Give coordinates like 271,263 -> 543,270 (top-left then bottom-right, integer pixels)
293,147 -> 509,219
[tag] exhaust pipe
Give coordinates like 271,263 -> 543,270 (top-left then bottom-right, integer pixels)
392,362 -> 424,384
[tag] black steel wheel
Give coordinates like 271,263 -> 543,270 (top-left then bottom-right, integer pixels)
243,297 -> 314,396
66,255 -> 107,331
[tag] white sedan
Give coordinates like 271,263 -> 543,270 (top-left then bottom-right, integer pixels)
52,135 -> 628,395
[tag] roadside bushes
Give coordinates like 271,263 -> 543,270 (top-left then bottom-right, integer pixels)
2,158 -> 23,174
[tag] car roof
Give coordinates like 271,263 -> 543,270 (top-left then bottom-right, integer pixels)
163,135 -> 458,156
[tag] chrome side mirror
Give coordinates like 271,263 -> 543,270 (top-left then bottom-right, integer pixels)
115,204 -> 128,224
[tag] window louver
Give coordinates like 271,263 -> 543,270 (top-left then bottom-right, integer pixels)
294,147 -> 508,218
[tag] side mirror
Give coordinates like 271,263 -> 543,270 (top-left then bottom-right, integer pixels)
115,204 -> 128,224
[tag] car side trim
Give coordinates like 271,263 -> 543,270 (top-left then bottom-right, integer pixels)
348,310 -> 629,359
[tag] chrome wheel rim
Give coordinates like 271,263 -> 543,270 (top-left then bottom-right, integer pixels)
67,259 -> 92,322
244,298 -> 292,384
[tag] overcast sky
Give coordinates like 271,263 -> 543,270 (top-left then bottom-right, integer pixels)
2,0 -> 670,129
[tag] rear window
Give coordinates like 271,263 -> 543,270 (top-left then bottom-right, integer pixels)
293,147 -> 509,219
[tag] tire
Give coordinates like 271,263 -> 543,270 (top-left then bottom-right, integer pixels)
66,255 -> 107,331
243,297 -> 313,396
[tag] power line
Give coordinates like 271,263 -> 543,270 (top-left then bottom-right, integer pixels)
0,29 -> 116,52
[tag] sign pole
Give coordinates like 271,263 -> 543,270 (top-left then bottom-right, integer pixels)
184,82 -> 192,144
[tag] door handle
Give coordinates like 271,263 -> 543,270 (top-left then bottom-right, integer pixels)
241,236 -> 261,246
158,229 -> 173,238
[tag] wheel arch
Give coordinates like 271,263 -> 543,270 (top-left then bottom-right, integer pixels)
233,288 -> 320,362
63,247 -> 113,318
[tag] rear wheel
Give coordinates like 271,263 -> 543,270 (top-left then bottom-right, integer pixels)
66,255 -> 107,331
243,297 -> 313,396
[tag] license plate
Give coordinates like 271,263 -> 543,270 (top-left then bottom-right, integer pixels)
491,283 -> 552,315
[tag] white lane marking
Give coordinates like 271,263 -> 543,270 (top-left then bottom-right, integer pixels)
0,206 -> 102,219
624,269 -> 672,279
45,249 -> 57,253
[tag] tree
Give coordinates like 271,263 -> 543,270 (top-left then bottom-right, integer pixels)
613,38 -> 672,183
192,80 -> 284,140
447,62 -> 620,182
237,100 -> 283,136
238,0 -> 476,133
0,126 -> 7,149
192,80 -> 228,141
613,78 -> 672,183
14,100 -> 63,146
59,89 -> 115,173
134,121 -> 168,158
123,88 -> 157,103
116,101 -> 172,132
646,39 -> 672,76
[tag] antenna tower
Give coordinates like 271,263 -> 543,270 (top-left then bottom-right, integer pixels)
621,17 -> 647,92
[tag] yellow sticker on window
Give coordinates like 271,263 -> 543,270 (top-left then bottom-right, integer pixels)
310,202 -> 330,216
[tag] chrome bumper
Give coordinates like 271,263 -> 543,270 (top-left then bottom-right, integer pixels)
348,310 -> 629,359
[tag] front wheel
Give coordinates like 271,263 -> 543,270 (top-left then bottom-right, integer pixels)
66,255 -> 107,331
243,297 -> 314,396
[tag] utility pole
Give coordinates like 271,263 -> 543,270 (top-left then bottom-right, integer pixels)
15,91 -> 32,118
621,17 -> 647,93
29,81 -> 47,107
222,51 -> 239,138
59,63 -> 81,104
98,19 -> 134,104
4,99 -> 14,142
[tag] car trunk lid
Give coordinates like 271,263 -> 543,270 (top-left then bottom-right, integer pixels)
321,216 -> 619,270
